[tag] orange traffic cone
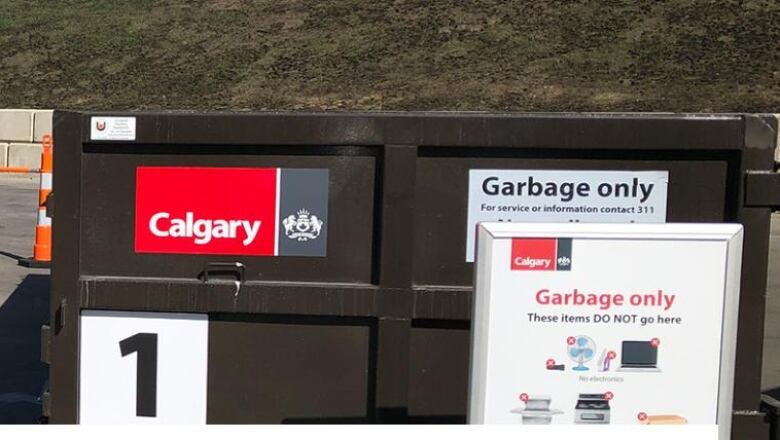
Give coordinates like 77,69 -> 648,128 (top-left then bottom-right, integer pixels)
19,134 -> 53,268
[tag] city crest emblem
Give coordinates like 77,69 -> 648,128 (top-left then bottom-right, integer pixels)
282,209 -> 324,241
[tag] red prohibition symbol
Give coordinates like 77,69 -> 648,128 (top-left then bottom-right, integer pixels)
607,350 -> 617,360
650,338 -> 660,348
546,359 -> 556,368
603,391 -> 614,401
519,393 -> 529,402
637,412 -> 648,421
567,336 -> 576,345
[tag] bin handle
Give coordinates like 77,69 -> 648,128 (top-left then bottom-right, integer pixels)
200,262 -> 246,296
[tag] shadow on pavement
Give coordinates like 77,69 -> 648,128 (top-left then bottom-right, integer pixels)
0,274 -> 49,424
0,251 -> 24,263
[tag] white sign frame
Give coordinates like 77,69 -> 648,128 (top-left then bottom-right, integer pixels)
469,222 -> 742,440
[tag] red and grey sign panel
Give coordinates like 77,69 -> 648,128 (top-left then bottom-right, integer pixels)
510,238 -> 572,271
135,166 -> 328,256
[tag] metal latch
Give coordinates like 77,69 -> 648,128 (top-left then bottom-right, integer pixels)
745,171 -> 780,209
200,262 -> 246,296
40,388 -> 50,421
40,324 -> 50,364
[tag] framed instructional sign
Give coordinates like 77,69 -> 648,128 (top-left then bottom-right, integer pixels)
469,222 -> 742,440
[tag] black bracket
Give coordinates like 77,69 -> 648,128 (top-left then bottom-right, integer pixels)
745,171 -> 780,209
44,192 -> 54,218
54,299 -> 66,335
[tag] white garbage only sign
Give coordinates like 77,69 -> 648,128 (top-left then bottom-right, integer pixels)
466,170 -> 669,261
469,222 -> 743,440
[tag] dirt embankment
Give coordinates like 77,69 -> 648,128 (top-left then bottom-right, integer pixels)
1,0 -> 778,112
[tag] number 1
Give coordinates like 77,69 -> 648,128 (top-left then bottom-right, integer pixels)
119,333 -> 158,417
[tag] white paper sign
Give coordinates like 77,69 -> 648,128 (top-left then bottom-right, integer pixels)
90,116 -> 137,140
466,170 -> 669,261
469,223 -> 742,440
79,310 -> 208,424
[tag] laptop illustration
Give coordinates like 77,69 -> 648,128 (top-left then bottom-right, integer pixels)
616,340 -> 661,372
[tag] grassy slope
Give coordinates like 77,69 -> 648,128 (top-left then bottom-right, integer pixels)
0,0 -> 778,111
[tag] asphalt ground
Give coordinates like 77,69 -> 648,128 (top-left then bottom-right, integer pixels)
0,174 -> 49,423
0,173 -> 778,422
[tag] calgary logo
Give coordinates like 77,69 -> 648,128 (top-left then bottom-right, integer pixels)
96,120 -> 106,131
511,238 -> 572,271
282,209 -> 324,241
148,212 -> 261,246
135,166 -> 329,257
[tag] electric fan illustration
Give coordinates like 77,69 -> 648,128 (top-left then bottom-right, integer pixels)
568,335 -> 596,371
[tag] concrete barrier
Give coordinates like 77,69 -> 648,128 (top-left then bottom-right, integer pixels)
0,110 -> 32,143
8,143 -> 42,169
0,143 -> 7,167
0,109 -> 52,168
33,110 -> 53,143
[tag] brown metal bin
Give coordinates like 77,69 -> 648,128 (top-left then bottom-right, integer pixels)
48,112 -> 778,437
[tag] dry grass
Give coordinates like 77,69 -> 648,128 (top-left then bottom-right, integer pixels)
0,0 -> 778,112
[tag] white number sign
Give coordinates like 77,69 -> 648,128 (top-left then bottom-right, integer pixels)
79,310 -> 208,424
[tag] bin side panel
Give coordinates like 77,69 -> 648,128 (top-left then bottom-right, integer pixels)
50,111 -> 83,423
731,115 -> 776,414
206,317 -> 372,423
407,326 -> 469,419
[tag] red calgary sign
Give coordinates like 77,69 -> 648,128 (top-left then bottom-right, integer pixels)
510,237 -> 572,271
135,167 -> 279,255
511,238 -> 556,271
